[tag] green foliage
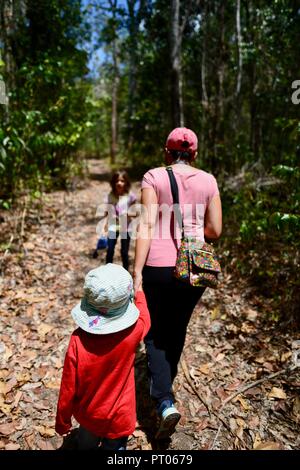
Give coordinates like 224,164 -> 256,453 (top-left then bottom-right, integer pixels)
222,141 -> 300,323
0,0 -> 90,202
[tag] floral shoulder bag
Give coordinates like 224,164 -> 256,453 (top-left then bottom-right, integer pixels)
166,167 -> 221,288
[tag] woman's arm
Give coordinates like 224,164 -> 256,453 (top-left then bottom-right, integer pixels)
133,187 -> 158,291
204,194 -> 222,240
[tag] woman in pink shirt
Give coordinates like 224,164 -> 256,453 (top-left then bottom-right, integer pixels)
133,127 -> 222,440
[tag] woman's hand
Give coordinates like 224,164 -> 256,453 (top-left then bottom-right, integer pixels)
133,270 -> 143,292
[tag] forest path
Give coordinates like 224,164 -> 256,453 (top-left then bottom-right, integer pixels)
0,159 -> 298,451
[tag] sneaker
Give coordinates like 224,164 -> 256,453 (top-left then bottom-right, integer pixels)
155,401 -> 181,440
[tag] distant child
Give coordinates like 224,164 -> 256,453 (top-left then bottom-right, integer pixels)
93,170 -> 137,271
55,263 -> 150,450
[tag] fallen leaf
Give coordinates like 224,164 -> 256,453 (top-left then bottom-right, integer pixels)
245,308 -> 258,322
199,364 -> 211,375
0,381 -> 6,394
248,416 -> 260,429
0,400 -> 12,415
12,391 -> 22,409
21,382 -> 42,391
52,357 -> 63,369
268,387 -> 287,400
229,417 -> 237,432
225,380 -> 241,391
15,418 -> 27,430
4,376 -> 18,394
292,396 -> 300,423
2,348 -> 13,361
0,422 -> 15,436
34,425 -> 56,438
24,433 -> 35,450
254,356 -> 265,364
23,242 -> 35,250
252,433 -> 262,449
214,353 -> 225,362
33,401 -> 51,411
262,361 -> 275,372
241,322 -> 256,334
43,378 -> 60,389
210,306 -> 220,320
234,395 -> 251,411
37,439 -> 54,450
37,323 -> 54,339
5,443 -> 20,450
254,441 -> 281,450
236,426 -> 244,440
280,351 -> 292,363
244,386 -> 261,397
196,418 -> 209,431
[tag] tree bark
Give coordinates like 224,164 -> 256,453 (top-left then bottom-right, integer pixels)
126,0 -> 147,148
236,0 -> 243,96
1,0 -> 16,115
108,0 -> 120,165
170,0 -> 184,128
111,37 -> 119,165
246,0 -> 260,159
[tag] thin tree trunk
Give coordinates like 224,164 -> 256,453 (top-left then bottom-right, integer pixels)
108,0 -> 119,165
247,0 -> 260,158
211,0 -> 225,172
111,37 -> 119,165
201,5 -> 208,106
170,0 -> 184,128
200,2 -> 208,164
1,0 -> 16,117
236,0 -> 243,96
126,0 -> 144,149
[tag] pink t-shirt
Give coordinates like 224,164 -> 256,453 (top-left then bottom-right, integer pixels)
141,165 -> 219,267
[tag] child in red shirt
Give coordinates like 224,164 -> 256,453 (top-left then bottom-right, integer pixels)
55,263 -> 150,450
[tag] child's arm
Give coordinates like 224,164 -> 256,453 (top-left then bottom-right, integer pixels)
134,290 -> 151,338
55,337 -> 77,436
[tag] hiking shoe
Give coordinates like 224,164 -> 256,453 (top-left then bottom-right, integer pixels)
155,401 -> 181,440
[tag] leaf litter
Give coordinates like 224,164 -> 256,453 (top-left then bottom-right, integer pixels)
0,159 -> 299,450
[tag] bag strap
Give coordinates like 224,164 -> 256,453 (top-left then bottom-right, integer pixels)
166,166 -> 184,239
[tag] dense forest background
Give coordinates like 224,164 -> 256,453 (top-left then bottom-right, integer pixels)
0,0 -> 299,324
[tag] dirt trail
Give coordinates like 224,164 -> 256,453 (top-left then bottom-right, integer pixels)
0,159 -> 298,450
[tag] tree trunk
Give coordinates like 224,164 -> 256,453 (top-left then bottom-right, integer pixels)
126,0 -> 146,148
211,0 -> 225,172
200,2 -> 208,164
111,37 -> 119,165
247,1 -> 260,159
1,0 -> 16,116
170,0 -> 184,128
108,0 -> 120,165
236,0 -> 243,96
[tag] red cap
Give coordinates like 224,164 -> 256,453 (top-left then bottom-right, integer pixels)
166,127 -> 198,153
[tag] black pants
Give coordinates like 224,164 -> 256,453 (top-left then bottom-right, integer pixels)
142,266 -> 205,406
106,231 -> 130,271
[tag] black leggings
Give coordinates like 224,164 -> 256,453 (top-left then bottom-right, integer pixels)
106,231 -> 130,271
142,266 -> 205,406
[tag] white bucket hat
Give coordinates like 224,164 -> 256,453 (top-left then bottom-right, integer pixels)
71,263 -> 139,335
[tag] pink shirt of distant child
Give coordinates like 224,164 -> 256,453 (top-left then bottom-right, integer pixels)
141,165 -> 219,267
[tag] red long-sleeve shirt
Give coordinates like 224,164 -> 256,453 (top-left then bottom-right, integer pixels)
55,291 -> 150,438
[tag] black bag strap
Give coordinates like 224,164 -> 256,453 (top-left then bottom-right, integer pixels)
166,166 -> 184,239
